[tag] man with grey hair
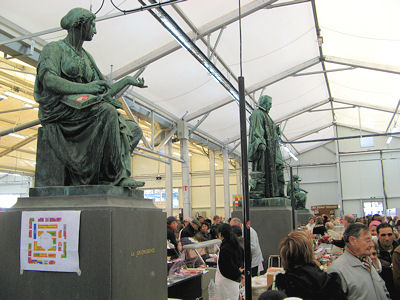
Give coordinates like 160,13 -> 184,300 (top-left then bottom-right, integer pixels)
229,217 -> 264,276
330,214 -> 356,248
327,223 -> 390,300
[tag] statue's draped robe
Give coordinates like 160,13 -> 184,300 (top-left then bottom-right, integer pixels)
34,40 -> 142,185
248,108 -> 279,198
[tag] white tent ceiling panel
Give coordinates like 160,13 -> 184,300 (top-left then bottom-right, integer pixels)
335,107 -> 394,133
283,110 -> 332,139
137,48 -> 229,117
177,0 -> 254,29
316,0 -> 400,66
196,101 -> 242,143
265,70 -> 328,120
209,1 -> 318,87
284,126 -> 334,155
296,126 -> 334,143
327,66 -> 400,109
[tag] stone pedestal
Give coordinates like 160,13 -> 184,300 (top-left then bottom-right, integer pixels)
232,206 -> 293,263
0,186 -> 166,300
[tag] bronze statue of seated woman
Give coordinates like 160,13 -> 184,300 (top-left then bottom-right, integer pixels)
34,8 -> 146,188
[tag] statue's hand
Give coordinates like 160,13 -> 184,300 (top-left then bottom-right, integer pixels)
259,144 -> 266,152
127,76 -> 147,88
134,77 -> 147,88
87,80 -> 110,94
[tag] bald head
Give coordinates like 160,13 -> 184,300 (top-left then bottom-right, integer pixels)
230,217 -> 242,227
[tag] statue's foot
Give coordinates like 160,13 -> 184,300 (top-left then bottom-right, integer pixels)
120,178 -> 145,188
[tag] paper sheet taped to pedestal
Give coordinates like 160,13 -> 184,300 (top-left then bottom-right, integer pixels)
20,210 -> 81,272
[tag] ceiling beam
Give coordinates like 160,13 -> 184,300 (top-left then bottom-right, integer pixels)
333,98 -> 395,114
275,98 -> 330,124
323,56 -> 400,75
185,57 -> 320,121
247,56 -> 320,94
265,0 -> 311,9
112,0 -> 279,79
170,4 -> 257,106
0,133 -> 37,158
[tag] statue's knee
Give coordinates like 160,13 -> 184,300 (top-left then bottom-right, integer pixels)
100,102 -> 118,120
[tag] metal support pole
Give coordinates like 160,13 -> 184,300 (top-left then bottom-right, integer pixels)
239,76 -> 252,299
0,119 -> 41,137
236,164 -> 242,195
180,138 -> 191,218
209,149 -> 217,218
290,167 -> 296,230
165,140 -> 174,216
334,126 -> 344,215
223,145 -> 230,219
379,150 -> 388,212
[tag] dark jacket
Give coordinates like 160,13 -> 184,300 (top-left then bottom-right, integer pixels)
275,263 -> 347,300
210,224 -> 220,239
313,225 -> 327,236
218,240 -> 244,282
393,245 -> 400,299
332,238 -> 345,248
378,239 -> 399,299
180,224 -> 199,238
167,225 -> 179,259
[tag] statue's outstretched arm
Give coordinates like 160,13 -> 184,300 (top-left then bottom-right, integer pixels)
43,72 -> 110,95
108,76 -> 147,97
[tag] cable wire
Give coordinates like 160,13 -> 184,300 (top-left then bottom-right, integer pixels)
95,0 -> 106,14
321,26 -> 400,42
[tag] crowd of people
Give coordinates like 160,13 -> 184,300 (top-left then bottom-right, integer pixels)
167,213 -> 400,300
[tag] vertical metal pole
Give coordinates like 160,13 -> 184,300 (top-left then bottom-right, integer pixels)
151,111 -> 155,149
165,140 -> 173,216
236,164 -> 242,195
209,149 -> 217,218
290,167 -> 296,230
223,145 -> 231,220
334,125 -> 344,215
109,64 -> 113,84
181,138 -> 191,218
239,76 -> 252,299
379,150 -> 388,213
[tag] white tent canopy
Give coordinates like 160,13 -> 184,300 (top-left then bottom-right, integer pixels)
0,0 -> 400,173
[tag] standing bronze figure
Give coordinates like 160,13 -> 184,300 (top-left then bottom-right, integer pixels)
248,95 -> 285,198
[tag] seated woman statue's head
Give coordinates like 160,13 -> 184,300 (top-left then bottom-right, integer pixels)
61,8 -> 96,41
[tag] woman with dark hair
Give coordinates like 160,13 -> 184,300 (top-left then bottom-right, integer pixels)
215,223 -> 244,300
275,231 -> 346,300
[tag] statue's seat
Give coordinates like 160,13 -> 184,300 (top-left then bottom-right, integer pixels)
34,126 -> 66,187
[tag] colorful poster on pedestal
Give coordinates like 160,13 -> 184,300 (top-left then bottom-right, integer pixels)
20,210 -> 81,273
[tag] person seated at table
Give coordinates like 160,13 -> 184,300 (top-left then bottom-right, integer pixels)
200,222 -> 212,240
275,231 -> 346,300
326,222 -> 343,254
313,217 -> 327,236
306,217 -> 315,232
